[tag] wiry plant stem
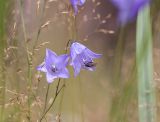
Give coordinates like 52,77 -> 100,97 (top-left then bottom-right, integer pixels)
32,0 -> 47,56
112,27 -> 125,85
18,0 -> 32,121
43,84 -> 50,113
39,79 -> 65,122
0,19 -> 5,122
39,2 -> 78,121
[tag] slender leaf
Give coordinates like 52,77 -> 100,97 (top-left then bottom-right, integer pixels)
136,5 -> 157,122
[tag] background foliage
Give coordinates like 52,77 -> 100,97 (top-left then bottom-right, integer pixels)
0,0 -> 159,122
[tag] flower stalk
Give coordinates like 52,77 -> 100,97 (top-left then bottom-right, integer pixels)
43,84 -> 50,113
136,5 -> 157,122
39,78 -> 65,122
18,0 -> 32,120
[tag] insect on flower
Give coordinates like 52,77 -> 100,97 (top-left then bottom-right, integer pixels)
84,61 -> 97,68
111,0 -> 150,25
70,0 -> 86,15
70,41 -> 102,76
37,49 -> 70,83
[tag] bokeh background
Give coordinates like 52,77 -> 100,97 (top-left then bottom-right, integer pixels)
1,0 -> 160,122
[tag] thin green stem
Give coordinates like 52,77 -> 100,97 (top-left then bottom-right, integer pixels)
109,62 -> 137,122
112,27 -> 125,86
40,3 -> 78,121
39,79 -> 64,122
32,0 -> 47,56
136,5 -> 157,122
43,84 -> 50,113
0,0 -> 6,120
32,93 -> 47,122
58,80 -> 65,114
17,0 -> 32,121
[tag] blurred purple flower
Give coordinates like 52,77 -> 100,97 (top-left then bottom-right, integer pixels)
70,0 -> 86,15
70,42 -> 102,76
37,49 -> 69,83
111,0 -> 150,25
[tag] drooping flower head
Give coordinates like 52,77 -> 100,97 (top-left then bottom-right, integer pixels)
37,49 -> 69,83
70,42 -> 102,76
70,0 -> 86,15
111,0 -> 150,25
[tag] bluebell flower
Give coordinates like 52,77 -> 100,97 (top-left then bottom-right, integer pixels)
70,42 -> 102,76
70,0 -> 86,15
111,0 -> 150,25
37,49 -> 69,83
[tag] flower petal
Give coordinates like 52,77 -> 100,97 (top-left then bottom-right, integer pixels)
46,73 -> 57,83
55,54 -> 69,69
71,42 -> 86,55
45,49 -> 57,71
74,5 -> 78,15
70,45 -> 77,61
45,48 -> 57,63
70,0 -> 86,15
85,48 -> 102,59
37,62 -> 47,72
111,0 -> 131,11
118,10 -> 131,25
37,48 -> 70,83
132,0 -> 150,17
72,58 -> 81,77
58,68 -> 70,78
83,65 -> 95,71
111,0 -> 150,25
78,0 -> 86,6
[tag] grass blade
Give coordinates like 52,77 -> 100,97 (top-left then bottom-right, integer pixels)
136,5 -> 157,122
0,0 -> 8,121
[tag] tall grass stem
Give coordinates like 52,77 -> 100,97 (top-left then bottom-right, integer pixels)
136,5 -> 157,122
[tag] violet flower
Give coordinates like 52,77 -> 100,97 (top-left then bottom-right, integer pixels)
37,49 -> 69,83
111,0 -> 150,25
70,42 -> 102,76
70,0 -> 86,15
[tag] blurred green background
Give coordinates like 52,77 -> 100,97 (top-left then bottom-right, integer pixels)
0,0 -> 160,122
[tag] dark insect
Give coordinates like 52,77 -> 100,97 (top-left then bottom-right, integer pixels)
84,61 -> 97,68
